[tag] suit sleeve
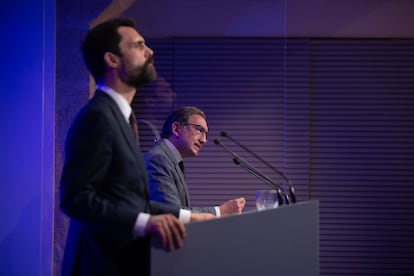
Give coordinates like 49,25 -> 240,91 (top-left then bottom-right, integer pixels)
146,153 -> 186,208
146,152 -> 216,215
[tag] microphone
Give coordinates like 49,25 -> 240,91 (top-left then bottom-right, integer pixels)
214,139 -> 285,205
220,131 -> 296,204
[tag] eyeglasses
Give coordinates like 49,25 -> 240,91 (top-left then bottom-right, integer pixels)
182,123 -> 208,139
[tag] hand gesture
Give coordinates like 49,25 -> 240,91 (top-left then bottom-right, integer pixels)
145,214 -> 186,252
219,197 -> 246,216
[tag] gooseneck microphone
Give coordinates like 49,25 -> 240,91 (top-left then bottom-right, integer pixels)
220,131 -> 297,204
214,139 -> 285,205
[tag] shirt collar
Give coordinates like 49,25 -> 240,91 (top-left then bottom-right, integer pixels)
164,139 -> 183,163
97,84 -> 131,122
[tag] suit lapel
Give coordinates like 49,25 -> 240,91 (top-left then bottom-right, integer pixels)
94,91 -> 148,192
158,140 -> 191,207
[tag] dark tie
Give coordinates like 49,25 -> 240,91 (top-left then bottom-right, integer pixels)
178,160 -> 190,207
129,112 -> 139,144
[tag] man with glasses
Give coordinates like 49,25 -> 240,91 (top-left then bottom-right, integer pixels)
145,106 -> 246,216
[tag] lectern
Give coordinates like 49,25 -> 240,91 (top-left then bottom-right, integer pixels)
151,200 -> 319,276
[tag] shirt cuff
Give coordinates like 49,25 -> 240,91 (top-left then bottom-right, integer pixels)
133,212 -> 150,237
214,206 -> 221,217
179,209 -> 191,224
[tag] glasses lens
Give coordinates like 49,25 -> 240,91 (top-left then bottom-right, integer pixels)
184,124 -> 207,139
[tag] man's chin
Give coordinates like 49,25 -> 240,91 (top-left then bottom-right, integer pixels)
143,60 -> 157,82
132,71 -> 157,88
147,63 -> 157,82
148,71 -> 157,82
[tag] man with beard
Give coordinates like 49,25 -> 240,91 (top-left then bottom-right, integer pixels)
60,18 -> 213,276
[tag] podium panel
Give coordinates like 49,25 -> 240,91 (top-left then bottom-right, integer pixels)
152,200 -> 319,276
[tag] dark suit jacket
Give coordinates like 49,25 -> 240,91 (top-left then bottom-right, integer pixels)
144,139 -> 216,215
60,91 -> 179,276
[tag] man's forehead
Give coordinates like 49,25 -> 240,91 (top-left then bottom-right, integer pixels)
188,114 -> 208,128
188,114 -> 204,121
118,26 -> 143,43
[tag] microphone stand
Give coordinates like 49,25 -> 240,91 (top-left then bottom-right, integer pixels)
221,131 -> 296,203
214,139 -> 285,205
233,157 -> 284,205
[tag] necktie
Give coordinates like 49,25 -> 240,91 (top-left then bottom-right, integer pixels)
178,160 -> 190,207
129,112 -> 139,144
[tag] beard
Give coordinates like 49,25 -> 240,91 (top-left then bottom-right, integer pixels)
121,57 -> 157,88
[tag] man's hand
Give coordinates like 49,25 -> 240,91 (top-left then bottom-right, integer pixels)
145,214 -> 186,252
219,197 -> 246,216
190,212 -> 216,222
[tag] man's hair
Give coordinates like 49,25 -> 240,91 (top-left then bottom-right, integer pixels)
81,17 -> 135,82
161,106 -> 206,138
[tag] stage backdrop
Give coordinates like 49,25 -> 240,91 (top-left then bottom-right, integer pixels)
133,37 -> 414,275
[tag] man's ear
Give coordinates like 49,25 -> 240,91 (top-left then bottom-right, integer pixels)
171,122 -> 181,136
103,52 -> 120,68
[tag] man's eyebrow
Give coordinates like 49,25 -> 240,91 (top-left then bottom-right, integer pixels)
131,39 -> 145,46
